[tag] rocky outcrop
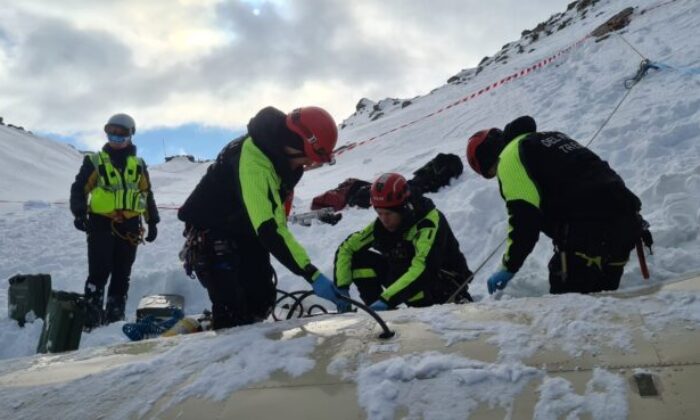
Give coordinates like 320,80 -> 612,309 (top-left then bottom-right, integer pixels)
591,7 -> 635,38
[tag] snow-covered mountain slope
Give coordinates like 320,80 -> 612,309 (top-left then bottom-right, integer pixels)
0,125 -> 83,202
0,0 -> 699,418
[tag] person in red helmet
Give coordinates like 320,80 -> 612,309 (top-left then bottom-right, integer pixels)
178,106 -> 344,329
466,116 -> 648,295
333,173 -> 472,312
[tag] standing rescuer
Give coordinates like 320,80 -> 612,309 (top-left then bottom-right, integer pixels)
177,106 -> 346,330
466,115 -> 648,295
70,113 -> 159,330
333,173 -> 473,312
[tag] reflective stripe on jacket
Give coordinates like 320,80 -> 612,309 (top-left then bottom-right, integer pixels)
335,207 -> 443,306
88,151 -> 146,215
238,138 -> 318,281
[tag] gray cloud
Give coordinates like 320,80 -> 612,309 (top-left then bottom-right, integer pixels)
15,20 -> 131,76
176,0 -> 407,98
0,0 -> 573,136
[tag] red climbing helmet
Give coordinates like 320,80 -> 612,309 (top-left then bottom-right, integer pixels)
466,128 -> 504,178
371,173 -> 410,208
286,106 -> 338,163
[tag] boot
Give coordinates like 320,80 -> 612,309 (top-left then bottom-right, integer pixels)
83,284 -> 104,331
105,295 -> 126,324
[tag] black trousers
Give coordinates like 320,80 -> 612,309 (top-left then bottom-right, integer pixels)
346,249 -> 469,306
85,215 -> 141,308
347,250 -> 390,305
193,231 -> 276,330
548,217 -> 641,294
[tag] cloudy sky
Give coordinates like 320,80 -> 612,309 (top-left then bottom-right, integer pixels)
0,0 -> 572,163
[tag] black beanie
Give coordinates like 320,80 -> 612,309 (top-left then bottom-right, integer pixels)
503,115 -> 537,143
248,106 -> 304,152
475,128 -> 505,174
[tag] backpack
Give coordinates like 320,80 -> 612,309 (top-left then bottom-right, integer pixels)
409,153 -> 463,195
311,178 -> 371,211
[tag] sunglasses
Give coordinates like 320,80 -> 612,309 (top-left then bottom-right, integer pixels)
104,123 -> 132,137
107,134 -> 130,144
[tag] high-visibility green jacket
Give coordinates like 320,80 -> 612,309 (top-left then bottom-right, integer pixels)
88,151 -> 146,215
238,138 -> 318,280
334,197 -> 470,306
178,106 -> 319,282
70,144 -> 159,224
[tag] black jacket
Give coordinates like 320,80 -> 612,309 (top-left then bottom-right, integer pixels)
178,107 -> 318,281
335,196 -> 471,306
498,131 -> 641,272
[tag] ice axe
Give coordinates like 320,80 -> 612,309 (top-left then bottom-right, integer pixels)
636,219 -> 653,280
636,239 -> 650,280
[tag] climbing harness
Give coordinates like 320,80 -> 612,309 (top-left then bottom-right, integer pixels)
110,219 -> 144,246
179,226 -> 208,278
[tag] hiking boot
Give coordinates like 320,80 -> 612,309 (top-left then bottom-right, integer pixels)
105,295 -> 126,324
83,284 -> 104,331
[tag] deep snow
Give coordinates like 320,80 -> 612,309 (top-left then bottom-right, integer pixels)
1,0 -> 700,418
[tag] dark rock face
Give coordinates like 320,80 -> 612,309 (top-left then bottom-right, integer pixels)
591,7 -> 634,37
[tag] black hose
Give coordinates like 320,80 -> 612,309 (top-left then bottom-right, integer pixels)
306,304 -> 329,316
337,295 -> 395,339
285,291 -> 315,320
280,290 -> 395,339
273,289 -> 305,321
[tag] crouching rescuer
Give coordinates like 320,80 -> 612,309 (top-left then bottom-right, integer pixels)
466,116 -> 649,295
333,173 -> 473,312
70,113 -> 159,330
177,106 -> 347,330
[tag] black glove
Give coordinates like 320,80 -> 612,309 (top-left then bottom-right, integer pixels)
145,223 -> 158,242
318,211 -> 342,226
73,217 -> 88,232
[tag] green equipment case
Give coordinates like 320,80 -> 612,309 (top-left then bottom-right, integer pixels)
37,291 -> 86,354
8,273 -> 52,327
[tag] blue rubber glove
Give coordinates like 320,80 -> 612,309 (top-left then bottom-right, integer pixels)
369,300 -> 389,311
312,273 -> 342,304
487,270 -> 515,294
335,288 -> 351,313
